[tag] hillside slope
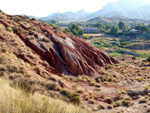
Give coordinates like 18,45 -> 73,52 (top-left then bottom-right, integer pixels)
1,11 -> 150,113
40,9 -> 91,21
0,11 -> 118,77
86,0 -> 148,19
128,4 -> 150,20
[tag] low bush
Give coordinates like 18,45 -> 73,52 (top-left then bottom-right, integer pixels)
12,78 -> 35,94
6,65 -> 18,73
45,81 -> 61,91
41,37 -> 50,43
89,99 -> 95,104
98,104 -> 106,110
77,89 -> 84,94
105,97 -> 114,104
139,99 -> 147,104
107,105 -> 113,109
71,96 -> 81,105
60,89 -> 81,105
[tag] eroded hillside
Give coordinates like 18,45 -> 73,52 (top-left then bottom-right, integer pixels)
0,11 -> 118,77
1,11 -> 150,113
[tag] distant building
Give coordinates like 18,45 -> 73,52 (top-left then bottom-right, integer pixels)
81,27 -> 99,33
129,29 -> 138,33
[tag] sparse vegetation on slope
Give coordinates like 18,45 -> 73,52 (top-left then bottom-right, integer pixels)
0,78 -> 89,113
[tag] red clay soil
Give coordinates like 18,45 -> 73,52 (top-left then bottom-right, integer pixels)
0,11 -> 118,77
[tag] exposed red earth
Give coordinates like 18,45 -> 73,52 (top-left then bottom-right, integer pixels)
0,11 -> 118,77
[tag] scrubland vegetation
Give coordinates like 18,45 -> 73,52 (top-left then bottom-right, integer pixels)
1,11 -> 150,113
0,79 -> 88,113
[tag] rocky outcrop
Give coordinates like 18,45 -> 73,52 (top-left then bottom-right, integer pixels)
0,12 -> 118,77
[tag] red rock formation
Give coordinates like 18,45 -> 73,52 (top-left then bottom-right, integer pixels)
0,12 -> 118,77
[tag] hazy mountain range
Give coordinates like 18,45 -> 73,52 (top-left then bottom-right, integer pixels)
39,0 -> 150,21
40,9 -> 91,21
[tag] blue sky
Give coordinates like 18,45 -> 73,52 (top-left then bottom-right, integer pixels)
0,0 -> 150,17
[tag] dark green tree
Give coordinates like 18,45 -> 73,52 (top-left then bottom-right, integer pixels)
118,21 -> 126,30
110,26 -> 119,35
93,23 -> 103,31
135,25 -> 149,33
72,29 -> 78,35
78,29 -> 84,36
50,20 -> 57,24
68,23 -> 79,31
132,56 -> 136,62
106,24 -> 111,30
67,23 -> 84,36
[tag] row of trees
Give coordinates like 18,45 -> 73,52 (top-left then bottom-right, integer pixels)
43,19 -> 150,37
65,23 -> 84,36
108,21 -> 150,36
65,21 -> 150,36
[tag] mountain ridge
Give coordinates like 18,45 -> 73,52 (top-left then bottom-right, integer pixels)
39,0 -> 150,21
40,9 -> 91,21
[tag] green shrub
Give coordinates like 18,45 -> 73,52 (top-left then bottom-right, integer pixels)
107,105 -> 113,109
41,37 -> 50,43
6,27 -> 13,32
122,100 -> 133,107
12,27 -> 21,34
60,89 -> 81,105
139,99 -> 147,104
77,89 -> 84,94
96,76 -> 108,82
94,88 -> 101,91
89,80 -> 96,86
71,96 -> 81,105
105,65 -> 112,70
49,23 -> 60,29
146,84 -> 149,91
114,100 -> 123,107
0,66 -> 7,71
105,97 -> 113,104
33,66 -> 42,75
98,104 -> 106,110
121,58 -> 126,61
95,84 -> 102,88
0,56 -> 5,64
132,56 -> 136,61
31,18 -> 36,21
89,99 -> 95,104
12,78 -> 34,94
83,35 -> 89,40
46,81 -> 61,91
61,89 -> 79,98
6,65 -> 18,73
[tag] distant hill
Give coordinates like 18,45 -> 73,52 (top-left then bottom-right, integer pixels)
39,0 -> 150,21
87,0 -> 148,19
128,4 -> 150,20
40,9 -> 91,21
85,15 -> 150,25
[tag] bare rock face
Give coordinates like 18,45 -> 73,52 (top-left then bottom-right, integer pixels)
0,12 -> 118,77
